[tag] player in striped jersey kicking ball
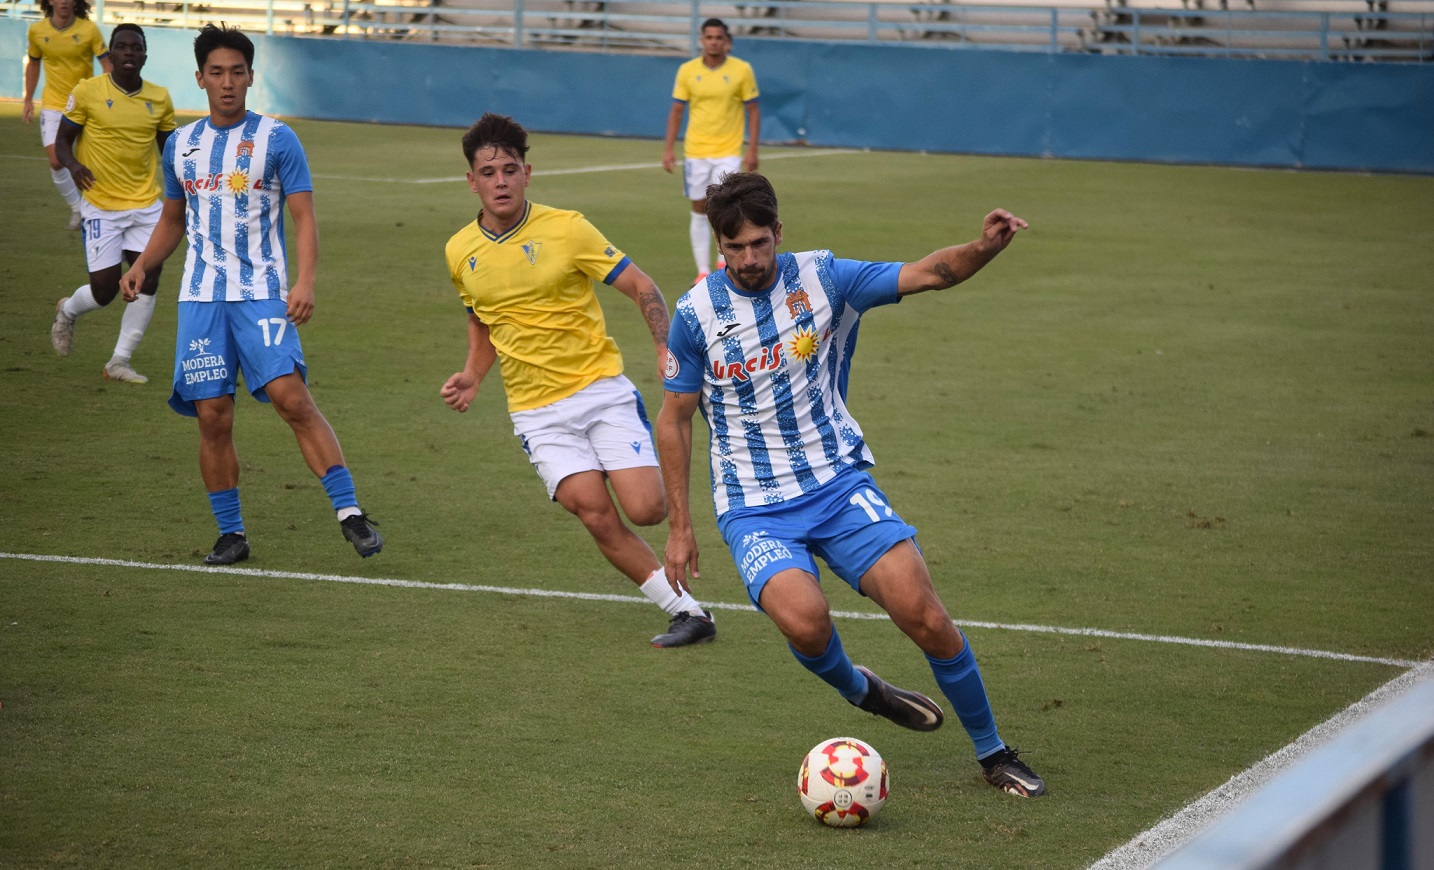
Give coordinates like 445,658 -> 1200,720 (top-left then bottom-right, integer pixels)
120,24 -> 382,566
657,172 -> 1045,797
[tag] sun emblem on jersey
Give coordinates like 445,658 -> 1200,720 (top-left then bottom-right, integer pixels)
236,140 -> 254,158
226,170 -> 250,193
521,240 -> 542,265
787,327 -> 820,362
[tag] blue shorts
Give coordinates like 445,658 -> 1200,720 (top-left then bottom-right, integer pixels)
169,299 -> 308,417
717,469 -> 919,609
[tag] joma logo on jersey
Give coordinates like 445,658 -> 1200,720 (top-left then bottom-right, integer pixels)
712,343 -> 783,382
182,172 -> 264,195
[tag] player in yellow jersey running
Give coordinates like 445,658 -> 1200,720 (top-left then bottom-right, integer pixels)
441,113 -> 717,648
23,0 -> 109,229
51,24 -> 177,384
662,18 -> 760,283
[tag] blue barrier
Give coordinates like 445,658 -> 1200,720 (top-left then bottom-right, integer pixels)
3,19 -> 1430,173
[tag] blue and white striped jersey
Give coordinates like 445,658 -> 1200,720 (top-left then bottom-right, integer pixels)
161,111 -> 313,303
665,250 -> 903,518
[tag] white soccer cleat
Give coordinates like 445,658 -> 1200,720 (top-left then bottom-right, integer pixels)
51,298 -> 75,356
66,209 -> 82,231
103,359 -> 148,383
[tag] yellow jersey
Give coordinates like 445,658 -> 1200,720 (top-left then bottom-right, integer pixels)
27,18 -> 106,111
64,75 -> 176,211
446,201 -> 633,413
671,55 -> 759,159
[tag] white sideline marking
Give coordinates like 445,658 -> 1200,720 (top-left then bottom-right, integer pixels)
1089,661 -> 1434,870
310,148 -> 863,184
0,552 -> 1419,669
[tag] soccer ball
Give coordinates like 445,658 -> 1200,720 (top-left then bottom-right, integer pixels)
798,737 -> 888,827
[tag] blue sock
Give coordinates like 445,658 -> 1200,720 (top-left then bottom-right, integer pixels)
790,629 -> 869,704
928,632 -> 1005,759
320,465 -> 358,512
207,488 -> 244,536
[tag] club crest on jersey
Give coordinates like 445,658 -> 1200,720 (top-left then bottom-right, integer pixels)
521,240 -> 542,265
236,140 -> 254,158
712,342 -> 783,383
785,288 -> 812,318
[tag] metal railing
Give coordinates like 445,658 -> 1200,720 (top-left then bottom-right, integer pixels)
5,0 -> 1430,60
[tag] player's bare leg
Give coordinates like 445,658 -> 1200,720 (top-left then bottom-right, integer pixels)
556,470 -> 662,582
861,540 -> 1045,795
761,568 -> 943,731
265,372 -> 382,557
557,470 -> 713,646
605,465 -> 667,529
195,395 -> 248,565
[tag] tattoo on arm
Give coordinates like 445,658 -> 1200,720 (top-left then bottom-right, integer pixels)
638,285 -> 671,343
934,261 -> 961,289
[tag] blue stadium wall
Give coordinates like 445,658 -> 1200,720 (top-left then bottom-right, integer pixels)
4,19 -> 1431,173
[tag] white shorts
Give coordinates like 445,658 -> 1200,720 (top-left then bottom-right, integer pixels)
684,156 -> 741,202
40,108 -> 64,147
510,374 -> 658,499
80,200 -> 162,271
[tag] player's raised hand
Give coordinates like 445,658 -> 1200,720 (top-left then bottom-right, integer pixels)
119,265 -> 146,302
981,209 -> 1028,253
440,371 -> 478,413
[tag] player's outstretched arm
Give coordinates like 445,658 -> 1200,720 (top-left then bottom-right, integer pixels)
54,119 -> 94,191
611,264 -> 671,383
440,312 -> 496,413
285,191 -> 319,326
657,389 -> 703,585
121,197 -> 186,301
896,208 -> 1028,297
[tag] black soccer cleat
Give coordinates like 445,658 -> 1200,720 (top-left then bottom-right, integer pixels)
980,747 -> 1046,797
203,532 -> 250,566
651,610 -> 717,648
340,512 -> 383,557
851,665 -> 944,732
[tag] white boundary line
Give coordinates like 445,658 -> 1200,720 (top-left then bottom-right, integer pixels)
310,148 -> 863,184
1089,661 -> 1434,869
1,551 -> 1419,669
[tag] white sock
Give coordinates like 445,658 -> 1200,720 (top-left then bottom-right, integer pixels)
112,292 -> 157,362
689,211 -> 711,275
638,567 -> 705,617
63,284 -> 103,320
51,167 -> 81,210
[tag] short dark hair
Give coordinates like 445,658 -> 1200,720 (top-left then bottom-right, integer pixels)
194,23 -> 254,71
462,113 -> 529,167
701,18 -> 730,36
110,23 -> 145,49
40,0 -> 92,19
705,172 -> 779,240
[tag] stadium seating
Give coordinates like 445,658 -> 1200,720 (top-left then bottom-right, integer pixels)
9,0 -> 1429,59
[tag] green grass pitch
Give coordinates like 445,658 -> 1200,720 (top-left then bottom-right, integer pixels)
1,101 -> 1431,868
